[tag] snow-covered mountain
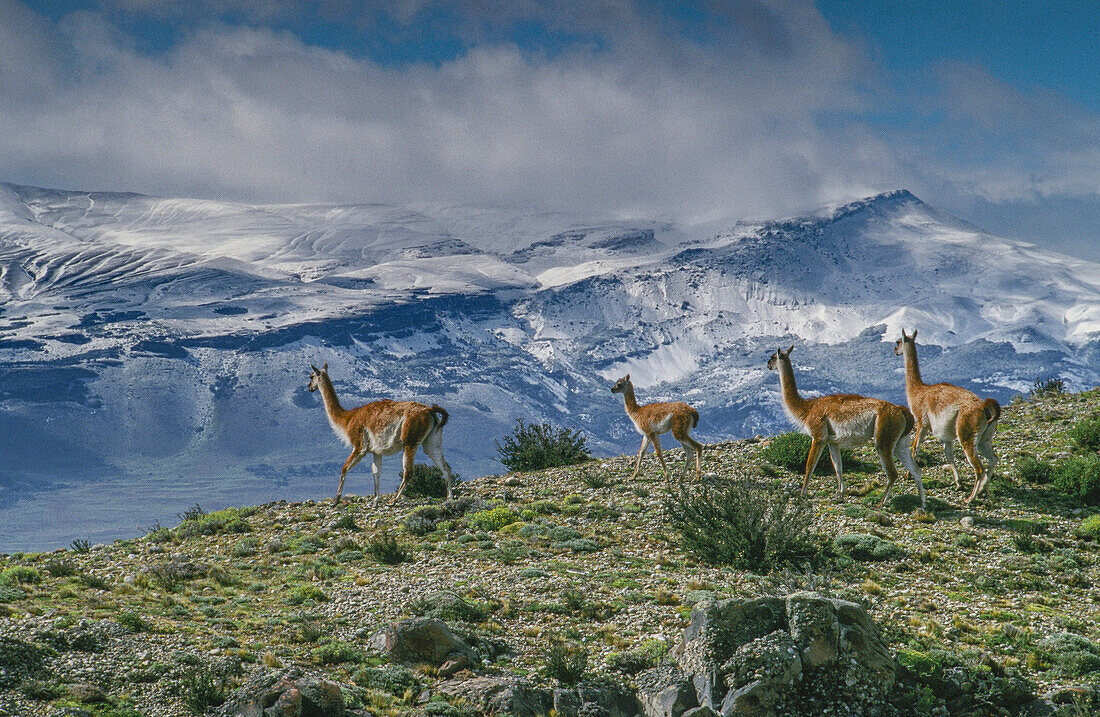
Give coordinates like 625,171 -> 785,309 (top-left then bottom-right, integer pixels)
2,183 -> 1098,549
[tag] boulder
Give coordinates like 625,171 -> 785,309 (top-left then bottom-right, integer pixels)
369,617 -> 474,666
672,594 -> 895,716
636,665 -> 698,717
436,675 -> 553,716
219,668 -> 344,717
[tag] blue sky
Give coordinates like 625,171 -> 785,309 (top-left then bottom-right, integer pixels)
2,0 -> 1099,259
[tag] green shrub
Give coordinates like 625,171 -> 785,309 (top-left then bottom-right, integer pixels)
1030,377 -> 1065,399
467,506 -> 519,532
365,532 -> 410,565
545,643 -> 588,685
1052,454 -> 1100,505
1075,514 -> 1100,541
176,507 -> 253,538
44,559 -> 77,577
1039,632 -> 1100,676
495,420 -> 590,472
284,585 -> 328,605
408,590 -> 488,623
608,640 -> 669,674
665,476 -> 818,571
758,432 -> 856,475
181,665 -> 228,715
331,514 -> 361,532
69,538 -> 91,554
1069,414 -> 1100,453
0,566 -> 40,586
833,533 -> 905,561
117,611 -> 151,633
402,464 -> 462,498
19,679 -> 66,700
1017,456 -> 1053,484
313,640 -> 367,665
353,665 -> 421,697
231,537 -> 260,557
0,636 -> 49,689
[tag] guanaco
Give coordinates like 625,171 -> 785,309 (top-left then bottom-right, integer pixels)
308,363 -> 453,503
894,329 -> 1000,503
611,374 -> 703,480
768,345 -> 925,508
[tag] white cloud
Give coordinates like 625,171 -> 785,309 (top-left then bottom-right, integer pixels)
1,0 -> 1098,261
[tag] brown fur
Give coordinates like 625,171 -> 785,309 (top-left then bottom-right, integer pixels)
308,364 -> 454,503
768,345 -> 925,508
611,374 -> 703,480
894,329 -> 999,503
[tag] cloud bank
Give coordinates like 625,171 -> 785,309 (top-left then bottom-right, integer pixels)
1,0 -> 1098,257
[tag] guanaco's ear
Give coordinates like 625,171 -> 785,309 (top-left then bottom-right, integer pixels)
901,328 -> 908,340
786,344 -> 795,355
310,363 -> 319,373
911,329 -> 917,339
625,374 -> 630,380
322,362 -> 328,371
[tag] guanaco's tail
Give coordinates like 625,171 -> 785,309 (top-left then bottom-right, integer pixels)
689,407 -> 700,428
901,406 -> 915,437
430,404 -> 449,429
982,398 -> 1001,424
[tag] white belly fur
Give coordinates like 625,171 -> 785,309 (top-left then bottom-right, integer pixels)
927,407 -> 959,441
827,410 -> 877,448
364,419 -> 405,455
636,414 -> 676,435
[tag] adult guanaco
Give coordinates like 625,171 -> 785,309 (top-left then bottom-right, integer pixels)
894,329 -> 1000,503
610,374 -> 703,480
767,345 -> 925,508
307,363 -> 454,503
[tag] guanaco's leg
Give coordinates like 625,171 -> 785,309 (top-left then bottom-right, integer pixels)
895,432 -> 926,508
802,438 -> 826,498
827,443 -> 845,498
423,429 -> 454,500
392,444 -> 417,503
337,448 -> 366,503
629,435 -> 650,479
672,418 -> 704,479
370,454 -> 383,502
651,433 -> 669,477
960,437 -> 986,504
943,433 -> 962,489
876,444 -> 902,509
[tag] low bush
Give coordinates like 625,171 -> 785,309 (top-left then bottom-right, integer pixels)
284,585 -> 328,605
408,590 -> 488,623
1069,414 -> 1100,453
1051,454 -> 1100,505
353,665 -> 421,697
365,532 -> 410,565
467,506 -> 519,532
1075,514 -> 1100,541
69,538 -> 91,554
495,420 -> 591,472
545,643 -> 588,685
1039,632 -> 1100,677
313,640 -> 368,665
1016,456 -> 1053,484
117,611 -> 152,633
833,533 -> 905,561
665,476 -> 819,571
181,665 -> 228,716
0,566 -> 40,586
1029,377 -> 1065,399
402,499 -> 476,535
608,640 -> 669,674
402,464 -> 462,498
758,432 -> 859,475
44,559 -> 77,577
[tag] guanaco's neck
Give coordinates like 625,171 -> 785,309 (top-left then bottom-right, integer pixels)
902,342 -> 924,391
318,373 -> 347,424
620,382 -> 641,416
777,357 -> 809,421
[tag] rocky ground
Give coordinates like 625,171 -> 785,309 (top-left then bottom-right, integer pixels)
0,389 -> 1098,716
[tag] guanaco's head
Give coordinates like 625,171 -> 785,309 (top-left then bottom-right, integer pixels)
307,362 -> 328,392
766,344 -> 794,371
610,374 -> 632,394
894,328 -> 917,356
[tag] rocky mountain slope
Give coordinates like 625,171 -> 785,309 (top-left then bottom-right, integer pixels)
2,183 -> 1098,549
0,388 -> 1098,715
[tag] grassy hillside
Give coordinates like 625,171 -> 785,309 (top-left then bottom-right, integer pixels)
1,389 -> 1099,716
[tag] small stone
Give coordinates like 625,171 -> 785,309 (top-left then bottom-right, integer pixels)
960,516 -> 975,528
